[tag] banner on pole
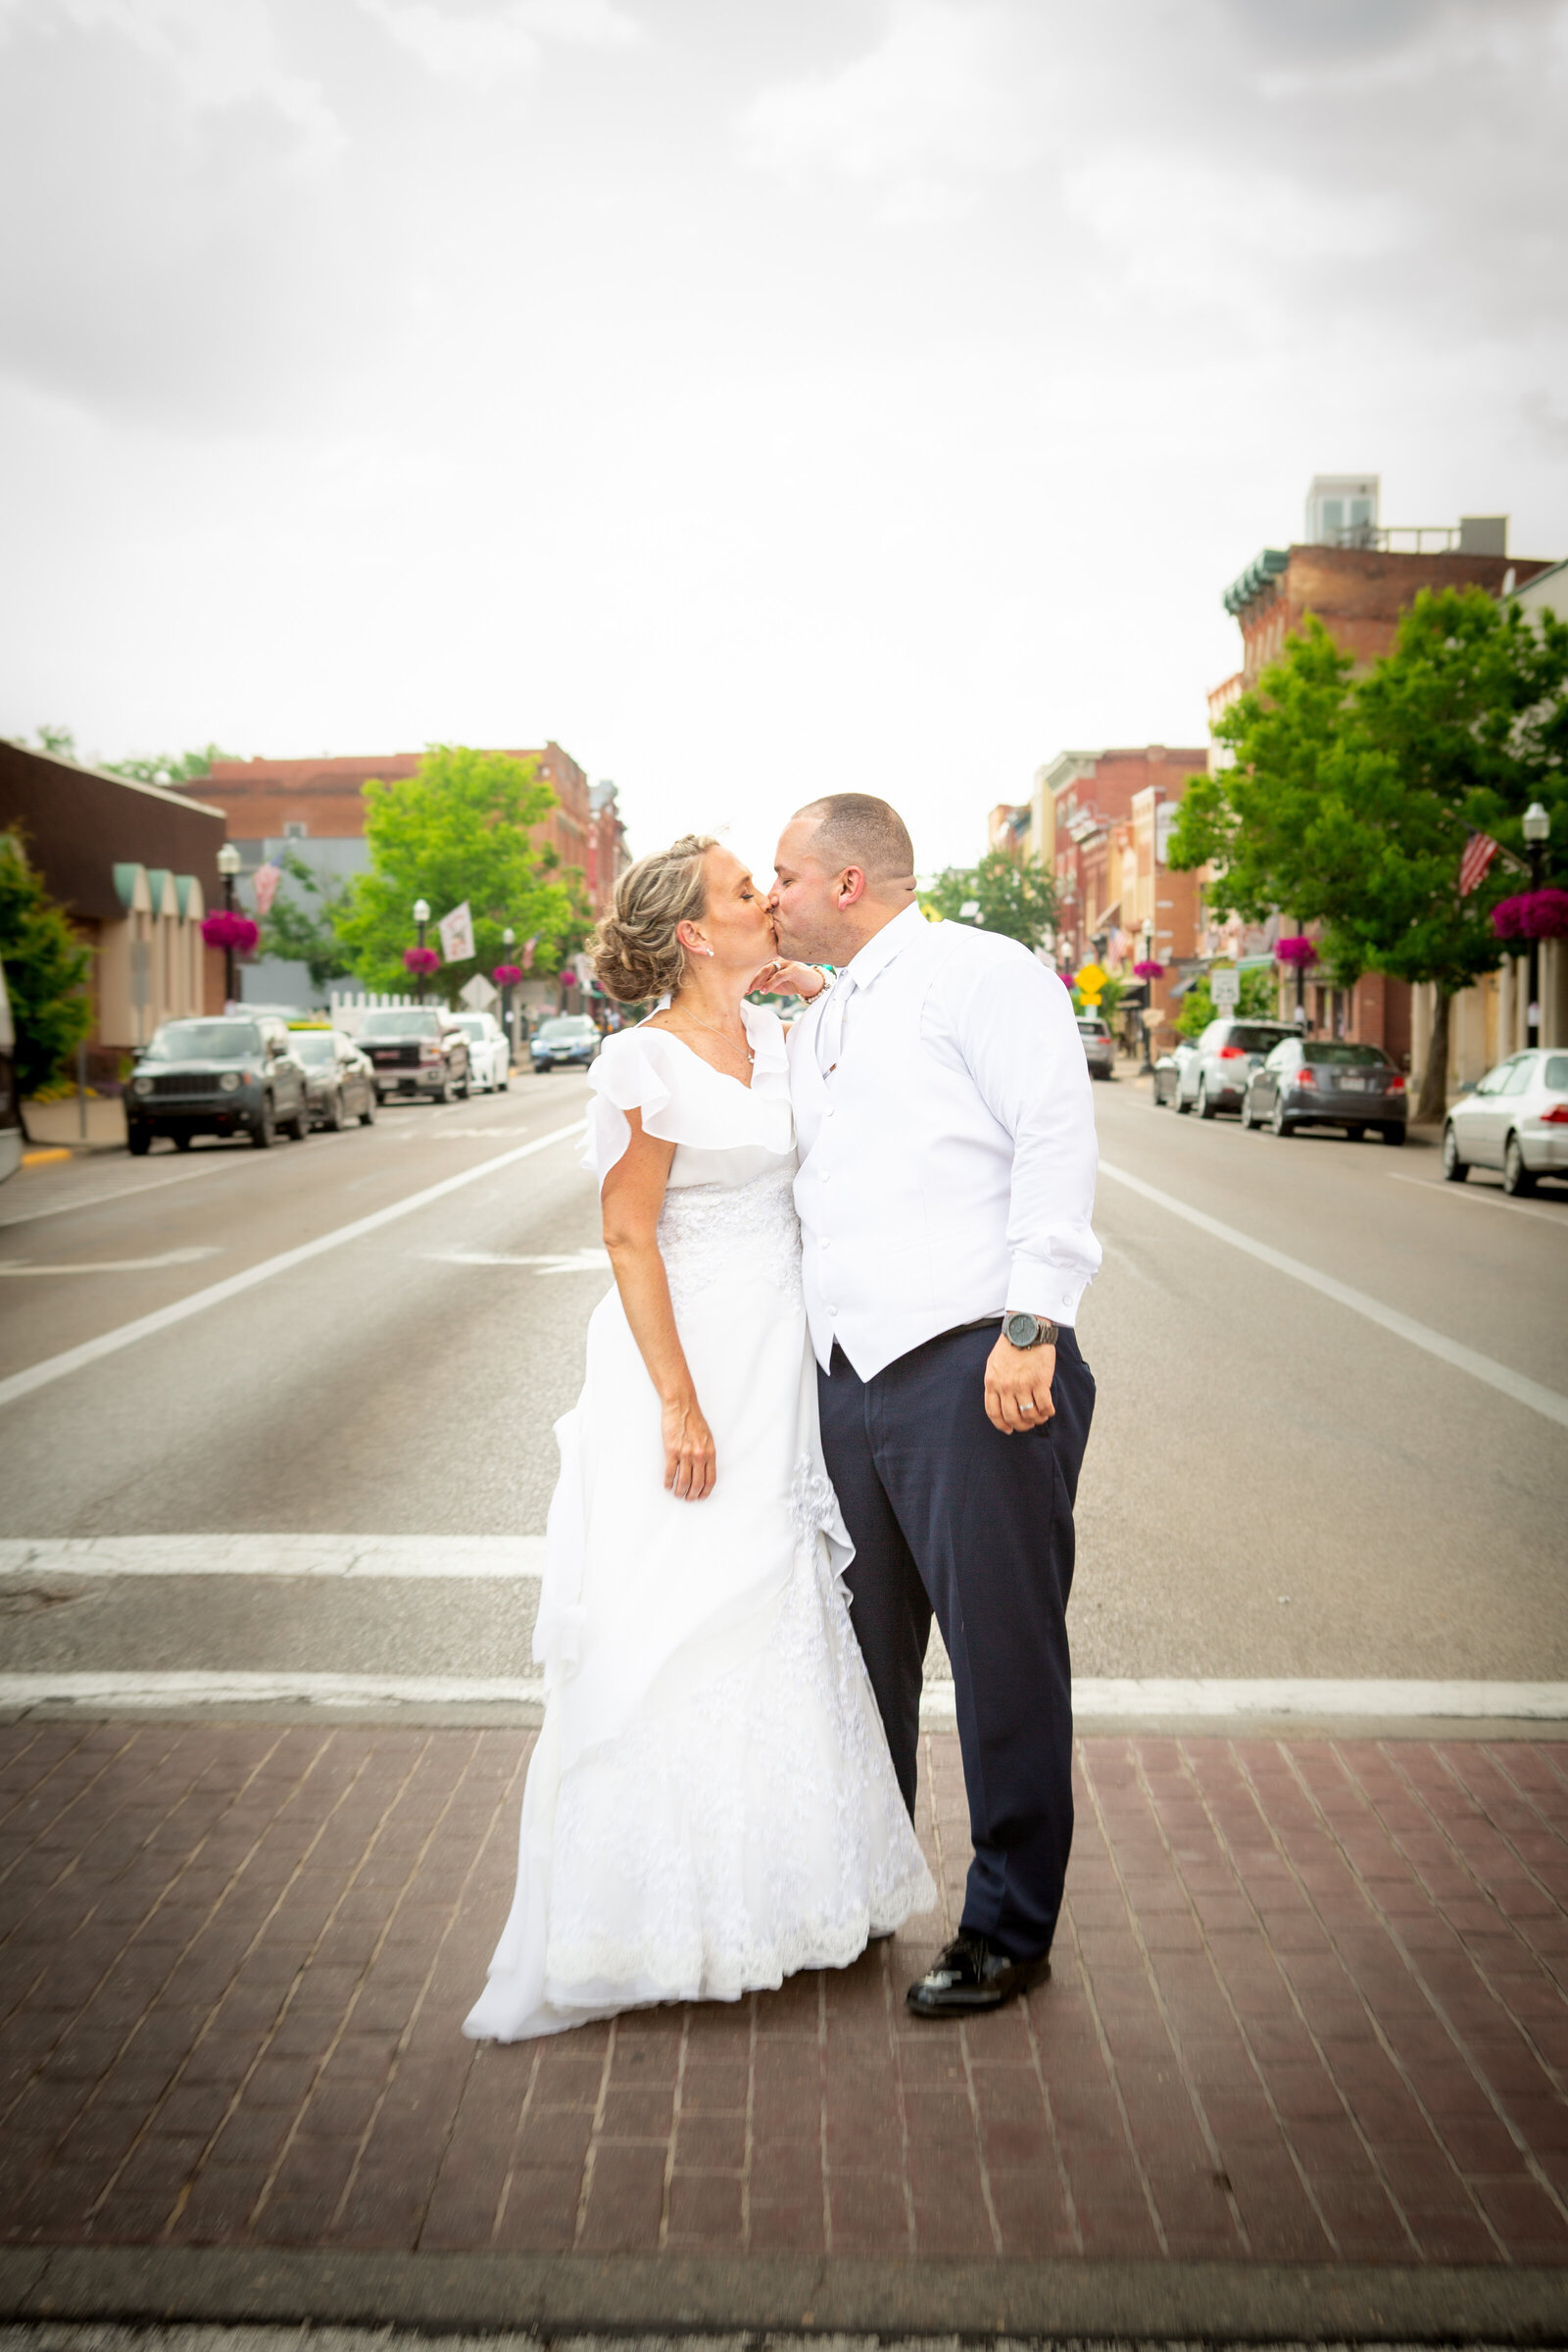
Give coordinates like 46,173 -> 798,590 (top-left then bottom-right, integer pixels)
252,862 -> 282,919
437,902 -> 475,963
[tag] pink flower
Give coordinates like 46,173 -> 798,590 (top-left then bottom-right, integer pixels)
1275,935 -> 1317,966
403,946 -> 440,975
201,911 -> 259,954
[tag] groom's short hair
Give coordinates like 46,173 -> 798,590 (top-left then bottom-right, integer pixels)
795,794 -> 914,885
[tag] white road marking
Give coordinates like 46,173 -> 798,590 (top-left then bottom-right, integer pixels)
1386,1171 -> 1568,1227
0,1534 -> 545,1580
1,1671 -> 1563,1722
1100,1159 -> 1568,1429
0,1121 -> 586,1414
0,1247 -> 221,1277
424,1247 -> 610,1274
0,1157 -> 252,1230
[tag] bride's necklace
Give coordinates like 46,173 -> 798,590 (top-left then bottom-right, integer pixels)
669,1004 -> 754,1063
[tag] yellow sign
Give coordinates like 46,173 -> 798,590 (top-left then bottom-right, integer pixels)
1075,961 -> 1107,1002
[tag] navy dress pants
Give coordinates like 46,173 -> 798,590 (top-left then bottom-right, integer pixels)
818,1323 -> 1095,1962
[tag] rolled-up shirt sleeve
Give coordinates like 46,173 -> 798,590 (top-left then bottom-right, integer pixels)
945,949 -> 1102,1328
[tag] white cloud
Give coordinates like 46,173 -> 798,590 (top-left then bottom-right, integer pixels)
738,0 -> 1042,223
357,0 -> 639,82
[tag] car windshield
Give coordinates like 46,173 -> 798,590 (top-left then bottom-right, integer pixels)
289,1033 -> 335,1063
1304,1043 -> 1388,1066
360,1010 -> 441,1039
454,1017 -> 487,1040
1077,1020 -> 1107,1037
146,1020 -> 262,1060
1227,1025 -> 1294,1053
538,1018 -> 593,1040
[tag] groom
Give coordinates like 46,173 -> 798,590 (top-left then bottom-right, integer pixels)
768,794 -> 1100,2017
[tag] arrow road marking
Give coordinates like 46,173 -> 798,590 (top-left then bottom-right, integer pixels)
1100,1158 -> 1568,1430
0,1248 -> 221,1276
0,1121 -> 586,1413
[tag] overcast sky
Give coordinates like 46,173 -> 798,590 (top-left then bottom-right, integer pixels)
3,0 -> 1566,874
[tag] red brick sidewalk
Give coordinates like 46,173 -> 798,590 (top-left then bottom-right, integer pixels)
1,1723 -> 1565,2278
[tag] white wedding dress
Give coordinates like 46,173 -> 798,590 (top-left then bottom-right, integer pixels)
463,1003 -> 934,2042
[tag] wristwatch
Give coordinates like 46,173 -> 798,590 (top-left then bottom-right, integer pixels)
1003,1311 -> 1059,1349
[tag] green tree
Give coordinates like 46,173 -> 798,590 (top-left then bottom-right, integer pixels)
103,744 -> 237,787
1174,964 -> 1280,1041
32,725 -> 78,760
924,849 -> 1058,949
331,745 -> 581,998
258,852 -> 357,994
1168,590 -> 1568,1119
0,831 -> 92,1130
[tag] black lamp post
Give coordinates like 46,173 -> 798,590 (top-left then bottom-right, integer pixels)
217,843 -> 241,1008
502,926 -> 517,1061
1523,802 -> 1550,1049
413,898 -> 431,1004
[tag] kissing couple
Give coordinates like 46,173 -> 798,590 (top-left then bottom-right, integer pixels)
464,793 -> 1101,2039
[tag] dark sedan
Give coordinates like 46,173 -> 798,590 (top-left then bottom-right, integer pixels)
1243,1038 -> 1408,1143
288,1026 -> 377,1130
125,1017 -> 311,1152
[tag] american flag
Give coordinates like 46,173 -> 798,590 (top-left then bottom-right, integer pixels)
1459,830 -> 1500,896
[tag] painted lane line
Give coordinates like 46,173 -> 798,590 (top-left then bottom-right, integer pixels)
1386,1171 -> 1568,1228
0,1535 -> 546,1580
424,1248 -> 610,1274
0,1156 -> 254,1230
0,1121 -> 586,1413
0,1247 -> 222,1277
1100,1158 -> 1568,1430
2,1672 -> 1563,1723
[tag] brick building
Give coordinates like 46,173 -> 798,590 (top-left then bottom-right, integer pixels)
0,738 -> 226,1078
1031,748 -> 1205,1031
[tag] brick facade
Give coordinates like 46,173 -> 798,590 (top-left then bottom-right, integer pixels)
1230,544 -> 1556,688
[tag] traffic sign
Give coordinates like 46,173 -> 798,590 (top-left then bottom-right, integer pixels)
1075,961 -> 1107,1002
1210,965 -> 1240,1010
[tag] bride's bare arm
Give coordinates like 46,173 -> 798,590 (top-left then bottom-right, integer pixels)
600,1108 -> 716,1501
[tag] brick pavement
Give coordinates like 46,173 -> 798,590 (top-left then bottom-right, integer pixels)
1,1722 -> 1565,2277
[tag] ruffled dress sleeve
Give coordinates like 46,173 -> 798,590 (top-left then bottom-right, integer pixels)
583,1013 -> 793,1188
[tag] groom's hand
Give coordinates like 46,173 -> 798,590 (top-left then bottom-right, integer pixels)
985,1336 -> 1056,1435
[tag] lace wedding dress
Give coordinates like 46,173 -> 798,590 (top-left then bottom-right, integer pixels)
463,1004 -> 935,2042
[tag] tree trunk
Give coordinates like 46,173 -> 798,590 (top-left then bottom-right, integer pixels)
1416,986 -> 1451,1122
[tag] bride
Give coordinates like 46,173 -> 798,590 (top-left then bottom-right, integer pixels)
464,834 -> 934,2042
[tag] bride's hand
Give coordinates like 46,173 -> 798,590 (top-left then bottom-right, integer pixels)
748,956 -> 827,1001
662,1395 -> 716,1501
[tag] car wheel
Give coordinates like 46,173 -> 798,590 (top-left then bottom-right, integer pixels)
458,1069 -> 470,1100
1503,1132 -> 1536,1197
1381,1122 -> 1406,1147
359,1088 -> 376,1126
436,1067 -> 455,1104
251,1098 -> 276,1149
127,1127 -> 151,1156
499,1069 -> 510,1092
1197,1078 -> 1217,1120
1270,1095 -> 1295,1138
172,1131 -> 193,1152
324,1088 -> 346,1132
1442,1122 -> 1468,1182
1239,1094 -> 1256,1130
1348,1123 -> 1366,1143
1172,1086 -> 1188,1114
287,1099 -> 310,1141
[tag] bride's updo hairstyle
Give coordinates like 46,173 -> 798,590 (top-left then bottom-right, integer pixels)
589,833 -> 718,1003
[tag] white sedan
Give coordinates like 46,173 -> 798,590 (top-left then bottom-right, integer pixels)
1443,1048 -> 1568,1196
451,1012 -> 512,1094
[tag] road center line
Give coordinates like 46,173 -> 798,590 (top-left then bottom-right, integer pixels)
0,1122 -> 586,1413
0,1534 -> 546,1578
1099,1158 -> 1568,1429
0,1155 -> 252,1230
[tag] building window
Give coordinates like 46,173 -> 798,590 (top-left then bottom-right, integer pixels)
283,820 -> 308,840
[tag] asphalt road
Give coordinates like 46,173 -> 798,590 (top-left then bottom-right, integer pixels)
2,1065 -> 1565,1700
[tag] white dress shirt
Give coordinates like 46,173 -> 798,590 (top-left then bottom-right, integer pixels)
788,902 -> 1101,1381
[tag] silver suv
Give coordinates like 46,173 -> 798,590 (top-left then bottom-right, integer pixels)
1076,1015 -> 1114,1080
1174,1017 -> 1297,1119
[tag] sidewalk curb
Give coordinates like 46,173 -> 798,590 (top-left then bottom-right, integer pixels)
3,2248 -> 1566,2342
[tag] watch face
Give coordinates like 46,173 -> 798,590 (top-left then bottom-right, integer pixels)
1005,1312 -> 1039,1347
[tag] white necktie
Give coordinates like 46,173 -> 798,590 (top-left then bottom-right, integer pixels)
815,969 -> 856,1076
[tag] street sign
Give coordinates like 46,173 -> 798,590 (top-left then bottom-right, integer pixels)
459,974 -> 498,1010
1075,960 -> 1107,1002
1210,965 -> 1240,1010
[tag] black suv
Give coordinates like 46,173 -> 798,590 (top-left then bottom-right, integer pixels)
357,1007 -> 471,1103
126,1017 -> 311,1153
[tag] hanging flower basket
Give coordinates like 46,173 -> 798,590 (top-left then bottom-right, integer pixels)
403,945 -> 440,976
492,963 -> 522,988
201,910 -> 259,954
1133,959 -> 1164,980
1494,889 -> 1568,942
1275,935 -> 1317,967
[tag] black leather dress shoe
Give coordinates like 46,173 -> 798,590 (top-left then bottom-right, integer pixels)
906,1931 -> 1051,2017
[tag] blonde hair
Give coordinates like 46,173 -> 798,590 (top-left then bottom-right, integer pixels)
589,834 -> 717,1003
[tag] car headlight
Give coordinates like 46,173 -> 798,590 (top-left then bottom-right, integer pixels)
219,1071 -> 241,1093
131,1073 -> 153,1097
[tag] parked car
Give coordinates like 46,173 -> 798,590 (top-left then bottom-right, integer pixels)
1443,1049 -> 1568,1196
451,1011 -> 511,1093
1153,1039 -> 1200,1105
1242,1038 -> 1407,1143
125,1016 -> 310,1153
531,1014 -> 602,1073
1174,1017 -> 1298,1118
357,1007 -> 471,1103
287,1025 -> 377,1129
1076,1014 -> 1114,1080
0,956 -> 19,1186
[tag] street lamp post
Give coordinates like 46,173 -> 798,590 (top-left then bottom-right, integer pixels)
1523,802 -> 1550,1050
413,898 -> 431,1004
502,926 -> 517,1061
216,843 -> 241,1008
